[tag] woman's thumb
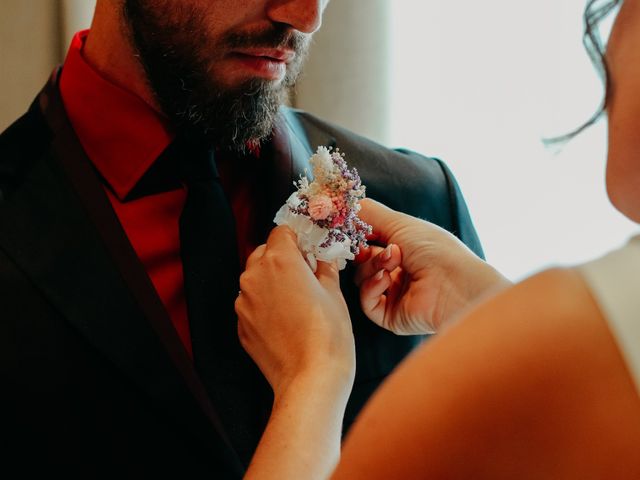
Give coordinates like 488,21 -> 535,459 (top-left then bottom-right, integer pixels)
359,198 -> 404,243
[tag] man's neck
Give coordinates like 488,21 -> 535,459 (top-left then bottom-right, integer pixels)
83,0 -> 161,113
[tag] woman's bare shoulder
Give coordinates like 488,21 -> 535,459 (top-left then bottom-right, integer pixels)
335,268 -> 640,480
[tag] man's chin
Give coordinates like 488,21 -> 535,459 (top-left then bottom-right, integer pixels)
153,67 -> 290,151
184,100 -> 281,153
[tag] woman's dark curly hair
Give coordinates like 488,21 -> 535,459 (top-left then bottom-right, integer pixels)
550,0 -> 622,143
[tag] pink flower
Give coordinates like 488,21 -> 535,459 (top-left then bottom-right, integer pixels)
308,194 -> 334,221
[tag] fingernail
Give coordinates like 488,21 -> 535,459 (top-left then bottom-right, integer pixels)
382,245 -> 393,261
375,269 -> 385,281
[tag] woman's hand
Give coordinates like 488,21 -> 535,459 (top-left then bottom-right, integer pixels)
236,225 -> 355,400
237,226 -> 356,480
355,199 -> 511,334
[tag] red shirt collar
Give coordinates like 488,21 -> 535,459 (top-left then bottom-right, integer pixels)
59,30 -> 174,200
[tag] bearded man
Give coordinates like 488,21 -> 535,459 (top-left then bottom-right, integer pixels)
0,1 -> 483,477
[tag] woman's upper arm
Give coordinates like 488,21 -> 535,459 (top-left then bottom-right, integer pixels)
332,268 -> 640,480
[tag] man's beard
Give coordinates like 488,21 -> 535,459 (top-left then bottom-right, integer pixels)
123,0 -> 310,152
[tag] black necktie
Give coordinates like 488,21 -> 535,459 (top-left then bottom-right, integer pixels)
179,143 -> 239,359
178,140 -> 270,465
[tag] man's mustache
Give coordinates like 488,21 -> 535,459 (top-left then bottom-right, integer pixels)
224,24 -> 310,56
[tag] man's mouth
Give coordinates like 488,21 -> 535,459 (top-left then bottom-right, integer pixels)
229,48 -> 296,81
235,48 -> 296,63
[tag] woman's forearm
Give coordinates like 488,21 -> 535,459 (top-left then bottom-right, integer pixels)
244,372 -> 352,480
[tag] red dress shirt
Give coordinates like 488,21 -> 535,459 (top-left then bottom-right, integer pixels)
59,30 -> 262,357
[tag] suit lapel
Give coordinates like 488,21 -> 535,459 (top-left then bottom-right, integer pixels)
0,75 -> 243,475
266,108 -> 337,212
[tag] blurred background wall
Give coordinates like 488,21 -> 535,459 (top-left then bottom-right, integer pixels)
0,0 -> 95,130
1,0 -> 61,130
295,0 -> 391,144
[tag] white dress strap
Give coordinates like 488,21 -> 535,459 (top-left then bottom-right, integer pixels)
579,236 -> 640,396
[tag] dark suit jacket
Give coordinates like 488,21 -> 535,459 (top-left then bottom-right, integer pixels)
0,73 -> 483,477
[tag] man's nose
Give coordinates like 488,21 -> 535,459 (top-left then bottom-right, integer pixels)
266,0 -> 326,34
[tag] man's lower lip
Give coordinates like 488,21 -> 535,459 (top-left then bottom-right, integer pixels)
232,54 -> 287,81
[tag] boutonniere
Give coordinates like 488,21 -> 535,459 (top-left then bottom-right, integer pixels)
274,146 -> 372,271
